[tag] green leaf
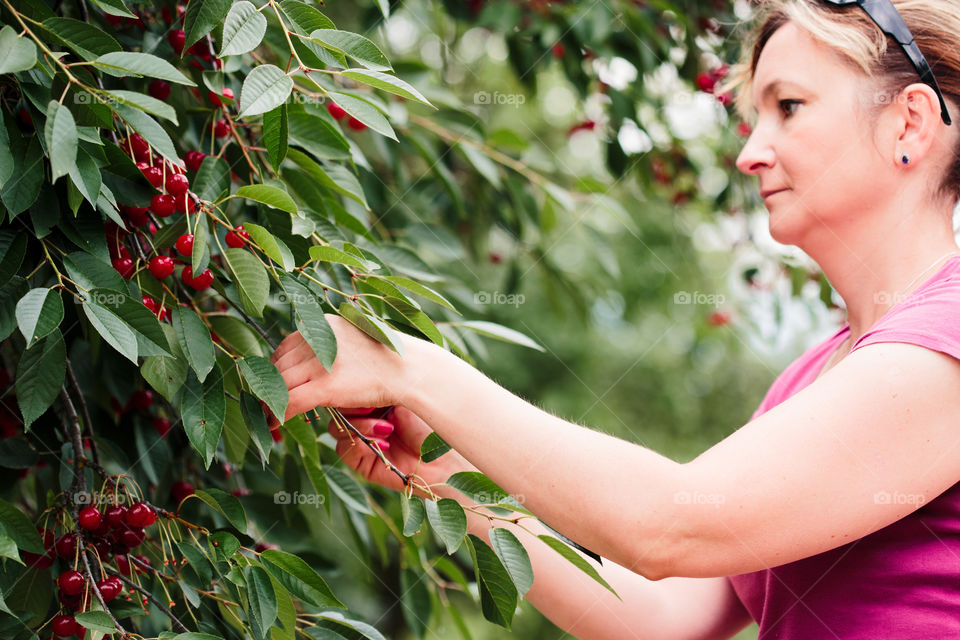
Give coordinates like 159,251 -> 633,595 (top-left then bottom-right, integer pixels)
63,252 -> 126,297
244,223 -> 293,271
306,615 -> 388,640
173,306 -> 216,382
425,498 -> 466,554
103,90 -> 178,124
192,488 -> 246,532
0,277 -> 28,341
1,137 -> 44,216
223,248 -> 270,318
194,155 -> 231,202
15,330 -> 65,428
452,321 -> 545,352
0,233 -> 27,287
222,397 -> 249,465
93,52 -> 196,85
0,499 -> 44,554
307,29 -> 391,72
244,566 -> 278,640
89,0 -> 135,18
260,549 -> 344,608
208,315 -> 263,356
67,147 -> 102,207
234,184 -> 297,214
238,356 -> 288,427
0,113 -> 13,189
337,302 -> 404,355
239,64 -> 294,118
184,0 -> 232,50
174,634 -> 227,640
74,611 -> 115,633
324,466 -> 373,515
180,368 -> 226,469
15,288 -> 63,346
113,103 -> 179,164
326,91 -> 396,141
191,217 -> 210,275
340,69 -> 433,107
141,354 -> 188,403
107,290 -> 172,356
0,26 -> 37,74
419,432 -> 451,463
401,495 -> 425,536
400,567 -> 431,638
537,534 -> 620,598
467,534 -> 518,628
287,112 -> 351,160
263,104 -> 288,173
42,17 -> 121,60
309,245 -> 377,271
445,471 -> 525,511
82,298 -> 138,364
220,1 -> 267,56
286,149 -> 368,209
241,391 -> 273,466
489,529 -> 533,598
278,275 -> 336,371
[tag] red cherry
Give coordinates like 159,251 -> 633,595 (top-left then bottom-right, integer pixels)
150,193 -> 176,217
168,29 -> 185,55
51,614 -> 78,637
174,193 -> 196,215
185,151 -> 206,172
225,226 -> 249,248
142,166 -> 163,189
148,256 -> 175,279
116,554 -> 131,576
128,134 -> 150,162
23,550 -> 53,568
346,116 -> 367,131
134,554 -> 150,573
708,310 -> 732,326
130,389 -> 154,410
78,506 -> 102,531
58,589 -> 81,608
57,570 -> 86,595
552,43 -> 565,58
148,80 -> 171,101
175,234 -> 194,256
213,119 -> 229,138
182,266 -> 213,290
125,502 -> 156,527
118,526 -> 145,549
97,577 -> 121,602
142,296 -> 157,313
112,257 -> 135,279
171,481 -> 195,503
104,505 -> 128,528
55,533 -> 77,559
270,425 -> 282,442
166,173 -> 189,196
152,417 -> 171,436
326,102 -> 347,121
696,71 -> 717,93
208,87 -> 234,107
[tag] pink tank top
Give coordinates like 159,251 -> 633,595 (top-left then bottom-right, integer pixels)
727,256 -> 960,638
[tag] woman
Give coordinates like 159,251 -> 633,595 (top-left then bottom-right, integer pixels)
270,0 -> 960,637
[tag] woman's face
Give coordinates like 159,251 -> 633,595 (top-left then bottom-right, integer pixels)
735,22 -> 895,247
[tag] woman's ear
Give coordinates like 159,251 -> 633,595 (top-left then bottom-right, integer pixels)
891,82 -> 942,167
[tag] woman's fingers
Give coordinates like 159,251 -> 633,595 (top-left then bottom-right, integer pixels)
327,417 -> 394,441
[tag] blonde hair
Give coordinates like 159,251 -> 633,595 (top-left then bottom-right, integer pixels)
721,0 -> 960,202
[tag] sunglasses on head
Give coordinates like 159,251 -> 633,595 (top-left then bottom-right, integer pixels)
820,0 -> 952,125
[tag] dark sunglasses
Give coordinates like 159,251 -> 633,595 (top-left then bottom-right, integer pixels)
821,0 -> 952,125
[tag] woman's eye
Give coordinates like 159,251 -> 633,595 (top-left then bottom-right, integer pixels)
779,99 -> 801,117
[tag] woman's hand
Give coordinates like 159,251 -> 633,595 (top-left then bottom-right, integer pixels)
328,405 -> 478,496
269,314 -> 425,426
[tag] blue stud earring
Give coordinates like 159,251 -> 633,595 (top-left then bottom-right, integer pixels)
901,153 -> 911,165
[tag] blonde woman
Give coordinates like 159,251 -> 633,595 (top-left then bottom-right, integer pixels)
270,1 -> 960,637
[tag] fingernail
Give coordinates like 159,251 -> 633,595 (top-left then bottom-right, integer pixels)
372,421 -> 394,438
374,440 -> 390,451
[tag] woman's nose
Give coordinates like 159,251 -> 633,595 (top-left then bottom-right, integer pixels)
735,126 -> 775,175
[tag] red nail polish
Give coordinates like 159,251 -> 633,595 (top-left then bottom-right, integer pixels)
372,422 -> 393,438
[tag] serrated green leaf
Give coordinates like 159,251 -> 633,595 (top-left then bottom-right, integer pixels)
341,69 -> 433,107
260,549 -> 344,608
93,51 -> 195,85
452,321 -> 544,352
173,306 -> 215,382
113,103 -> 179,164
74,611 -> 115,633
82,298 -> 138,363
401,494 -> 425,536
425,498 -> 466,554
0,500 -> 44,553
141,353 -> 188,403
243,222 -> 293,271
537,534 -> 619,597
194,155 -> 231,202
287,112 -> 351,160
278,274 -> 336,370
208,315 -> 262,356
489,529 -> 533,598
241,391 -> 273,466
467,534 -> 518,628
192,488 -> 246,531
223,248 -> 270,317
233,184 -> 297,214
184,0 -> 232,49
337,302 -> 404,355
324,466 -> 372,515
239,64 -> 293,118
103,90 -> 178,124
420,432 -> 451,463
220,1 -> 267,56
238,356 -> 288,427
89,0 -> 135,18
400,567 -> 431,638
309,245 -> 377,271
0,26 -> 37,75
245,566 -> 278,640
14,330 -> 65,428
263,104 -> 288,173
15,288 -> 63,346
327,91 -> 396,141
1,137 -> 44,216
42,17 -> 121,60
180,368 -> 226,469
285,149 -> 368,209
307,29 -> 391,72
